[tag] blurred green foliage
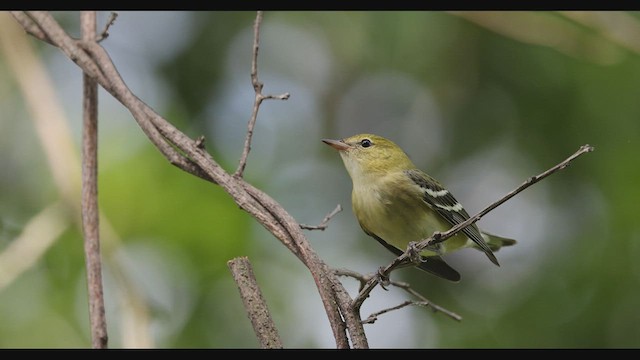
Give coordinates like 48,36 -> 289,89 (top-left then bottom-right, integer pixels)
0,11 -> 639,348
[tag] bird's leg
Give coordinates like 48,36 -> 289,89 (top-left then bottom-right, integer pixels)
422,233 -> 444,255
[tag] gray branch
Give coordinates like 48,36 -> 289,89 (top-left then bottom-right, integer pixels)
11,11 -> 367,349
228,257 -> 283,349
80,11 -> 108,349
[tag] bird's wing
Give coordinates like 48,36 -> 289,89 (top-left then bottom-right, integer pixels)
405,169 -> 499,266
360,224 -> 461,282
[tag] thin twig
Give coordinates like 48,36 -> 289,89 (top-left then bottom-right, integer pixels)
234,11 -> 264,178
300,204 -> 343,231
80,11 -> 108,349
361,301 -> 413,324
228,257 -> 283,349
97,12 -> 118,42
361,299 -> 461,325
336,268 -> 462,322
235,11 -> 290,178
426,144 -> 595,248
334,268 -> 374,293
353,144 -> 595,310
393,281 -> 462,321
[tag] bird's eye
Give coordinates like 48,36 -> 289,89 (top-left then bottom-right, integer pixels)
360,139 -> 372,148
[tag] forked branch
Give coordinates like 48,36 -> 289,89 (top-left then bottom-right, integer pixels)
11,10 -> 365,349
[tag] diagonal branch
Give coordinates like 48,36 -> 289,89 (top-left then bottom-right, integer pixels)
426,144 -> 595,248
97,12 -> 118,42
300,204 -> 343,231
335,268 -> 462,322
353,144 -> 595,310
11,10 -> 366,349
11,11 -> 55,45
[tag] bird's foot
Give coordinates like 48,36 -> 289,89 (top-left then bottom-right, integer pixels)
407,241 -> 425,265
377,267 -> 391,290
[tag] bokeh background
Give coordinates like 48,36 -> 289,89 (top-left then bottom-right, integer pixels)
0,11 -> 638,348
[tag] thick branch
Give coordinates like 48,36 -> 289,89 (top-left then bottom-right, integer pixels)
12,11 -> 364,348
228,257 -> 283,349
80,11 -> 108,349
241,182 -> 362,348
10,11 -> 55,45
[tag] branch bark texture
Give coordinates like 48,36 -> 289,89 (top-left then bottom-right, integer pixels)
228,257 -> 283,349
80,11 -> 108,349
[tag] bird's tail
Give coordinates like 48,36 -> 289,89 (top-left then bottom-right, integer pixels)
481,231 -> 517,252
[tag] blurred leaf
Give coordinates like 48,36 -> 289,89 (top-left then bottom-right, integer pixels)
100,143 -> 251,273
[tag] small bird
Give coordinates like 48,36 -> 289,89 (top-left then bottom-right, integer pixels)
322,133 -> 516,282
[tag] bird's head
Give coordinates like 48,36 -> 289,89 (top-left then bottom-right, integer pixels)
322,134 -> 415,182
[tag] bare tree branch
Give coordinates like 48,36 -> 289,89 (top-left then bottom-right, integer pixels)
97,12 -> 118,42
235,11 -> 290,178
335,268 -> 462,322
426,144 -> 595,249
80,11 -> 108,349
300,204 -> 343,231
393,281 -> 462,321
361,301 -> 414,324
9,10 -> 594,348
240,182 -> 360,348
10,11 -> 55,45
228,257 -> 283,349
6,10 -> 600,349
361,298 -> 462,325
353,144 -> 595,310
11,11 -> 366,348
0,14 -> 153,346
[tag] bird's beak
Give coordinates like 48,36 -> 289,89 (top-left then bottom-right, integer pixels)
322,138 -> 351,151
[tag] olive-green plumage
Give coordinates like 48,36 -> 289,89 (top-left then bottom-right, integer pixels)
323,133 -> 516,282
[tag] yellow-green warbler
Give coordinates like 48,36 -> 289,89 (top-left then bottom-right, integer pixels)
323,133 -> 516,282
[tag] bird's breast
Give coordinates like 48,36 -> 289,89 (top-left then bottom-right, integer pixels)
351,177 -> 469,256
